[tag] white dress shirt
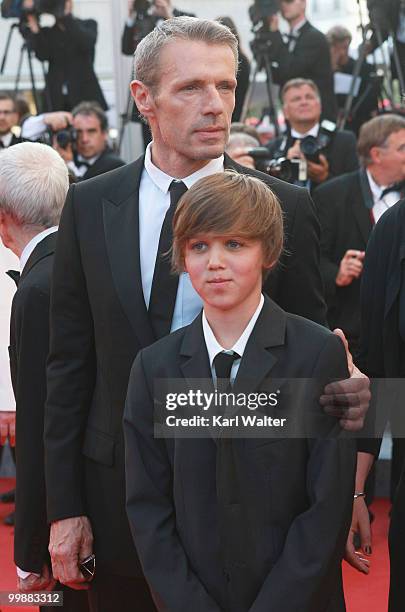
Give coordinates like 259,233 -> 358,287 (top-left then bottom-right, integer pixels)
290,123 -> 319,140
0,132 -> 13,148
203,294 -> 264,385
19,227 -> 58,272
139,143 -> 224,332
366,170 -> 401,224
284,18 -> 307,52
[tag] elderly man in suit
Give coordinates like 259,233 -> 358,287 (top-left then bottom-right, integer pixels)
44,16 -> 370,612
0,142 -> 89,611
314,113 -> 405,358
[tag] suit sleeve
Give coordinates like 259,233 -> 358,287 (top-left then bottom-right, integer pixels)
328,133 -> 359,179
62,16 -> 97,54
28,28 -> 52,62
250,334 -> 356,612
124,352 -> 222,612
268,187 -> 327,326
45,185 -> 96,522
313,186 -> 340,301
12,286 -> 50,573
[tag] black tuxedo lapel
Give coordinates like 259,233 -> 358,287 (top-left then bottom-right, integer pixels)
20,232 -> 57,282
233,297 -> 286,396
353,171 -> 373,245
179,313 -> 212,382
102,157 -> 155,347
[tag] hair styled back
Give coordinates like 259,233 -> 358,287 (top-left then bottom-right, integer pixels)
357,114 -> 405,166
0,142 -> 69,229
133,16 -> 238,93
172,171 -> 283,274
281,78 -> 321,102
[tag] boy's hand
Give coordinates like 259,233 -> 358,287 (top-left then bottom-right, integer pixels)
320,329 -> 371,431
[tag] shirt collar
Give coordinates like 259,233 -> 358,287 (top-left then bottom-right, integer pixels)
202,294 -> 265,368
144,142 -> 224,193
76,153 -> 100,166
366,169 -> 387,200
291,122 -> 319,140
290,18 -> 307,35
0,132 -> 13,148
20,227 -> 58,272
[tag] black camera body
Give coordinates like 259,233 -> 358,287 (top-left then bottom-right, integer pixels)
1,0 -> 66,19
55,125 -> 77,150
248,147 -> 302,182
249,0 -> 280,25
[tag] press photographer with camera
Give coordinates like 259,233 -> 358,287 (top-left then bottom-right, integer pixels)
121,0 -> 195,56
22,0 -> 107,112
22,102 -> 125,180
255,0 -> 337,121
266,78 -> 359,191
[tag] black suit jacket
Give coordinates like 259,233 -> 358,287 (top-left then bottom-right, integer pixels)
10,233 -> 57,573
268,21 -> 337,121
124,297 -> 356,612
28,15 -> 107,111
313,170 -> 373,354
267,128 -> 359,192
80,148 -> 126,181
45,154 -> 327,576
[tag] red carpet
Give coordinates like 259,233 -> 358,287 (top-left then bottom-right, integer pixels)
0,478 -> 390,611
343,498 -> 390,612
0,478 -> 37,612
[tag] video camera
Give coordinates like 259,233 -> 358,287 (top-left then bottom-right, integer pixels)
130,0 -> 158,45
1,0 -> 66,19
249,0 -> 280,26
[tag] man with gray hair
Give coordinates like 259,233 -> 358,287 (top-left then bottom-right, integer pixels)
44,16 -> 370,611
0,143 -> 89,610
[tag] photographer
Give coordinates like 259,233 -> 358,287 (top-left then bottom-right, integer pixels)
263,0 -> 337,121
267,78 -> 359,191
367,0 -> 405,83
23,0 -> 107,112
22,102 -> 125,180
326,26 -> 379,136
121,0 -> 195,56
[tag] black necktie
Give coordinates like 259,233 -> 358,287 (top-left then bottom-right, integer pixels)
380,181 -> 405,199
6,269 -> 20,286
0,140 -> 4,148
148,180 -> 188,339
213,351 -> 240,392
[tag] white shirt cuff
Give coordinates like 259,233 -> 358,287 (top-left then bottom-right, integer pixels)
16,566 -> 41,579
21,115 -> 47,141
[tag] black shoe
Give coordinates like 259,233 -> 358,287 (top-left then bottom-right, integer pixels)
0,488 -> 15,503
3,511 -> 14,526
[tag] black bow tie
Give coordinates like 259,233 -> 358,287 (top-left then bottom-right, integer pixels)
380,181 -> 405,199
6,269 -> 20,286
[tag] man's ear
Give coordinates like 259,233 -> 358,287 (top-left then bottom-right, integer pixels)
130,80 -> 155,121
369,146 -> 381,165
0,211 -> 11,250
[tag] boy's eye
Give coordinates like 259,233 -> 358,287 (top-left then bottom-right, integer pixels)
190,242 -> 207,252
226,240 -> 242,249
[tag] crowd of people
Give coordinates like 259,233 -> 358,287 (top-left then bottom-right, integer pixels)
0,1 -> 405,611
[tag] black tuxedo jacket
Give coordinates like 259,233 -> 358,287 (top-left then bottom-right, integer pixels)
28,16 -> 107,111
10,233 -> 57,573
4,133 -> 22,148
45,154 -> 327,576
81,148 -> 126,181
124,297 -> 356,612
268,21 -> 337,121
267,128 -> 359,192
313,170 -> 373,354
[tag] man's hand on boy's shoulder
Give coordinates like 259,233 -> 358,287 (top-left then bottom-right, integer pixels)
319,329 -> 370,432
